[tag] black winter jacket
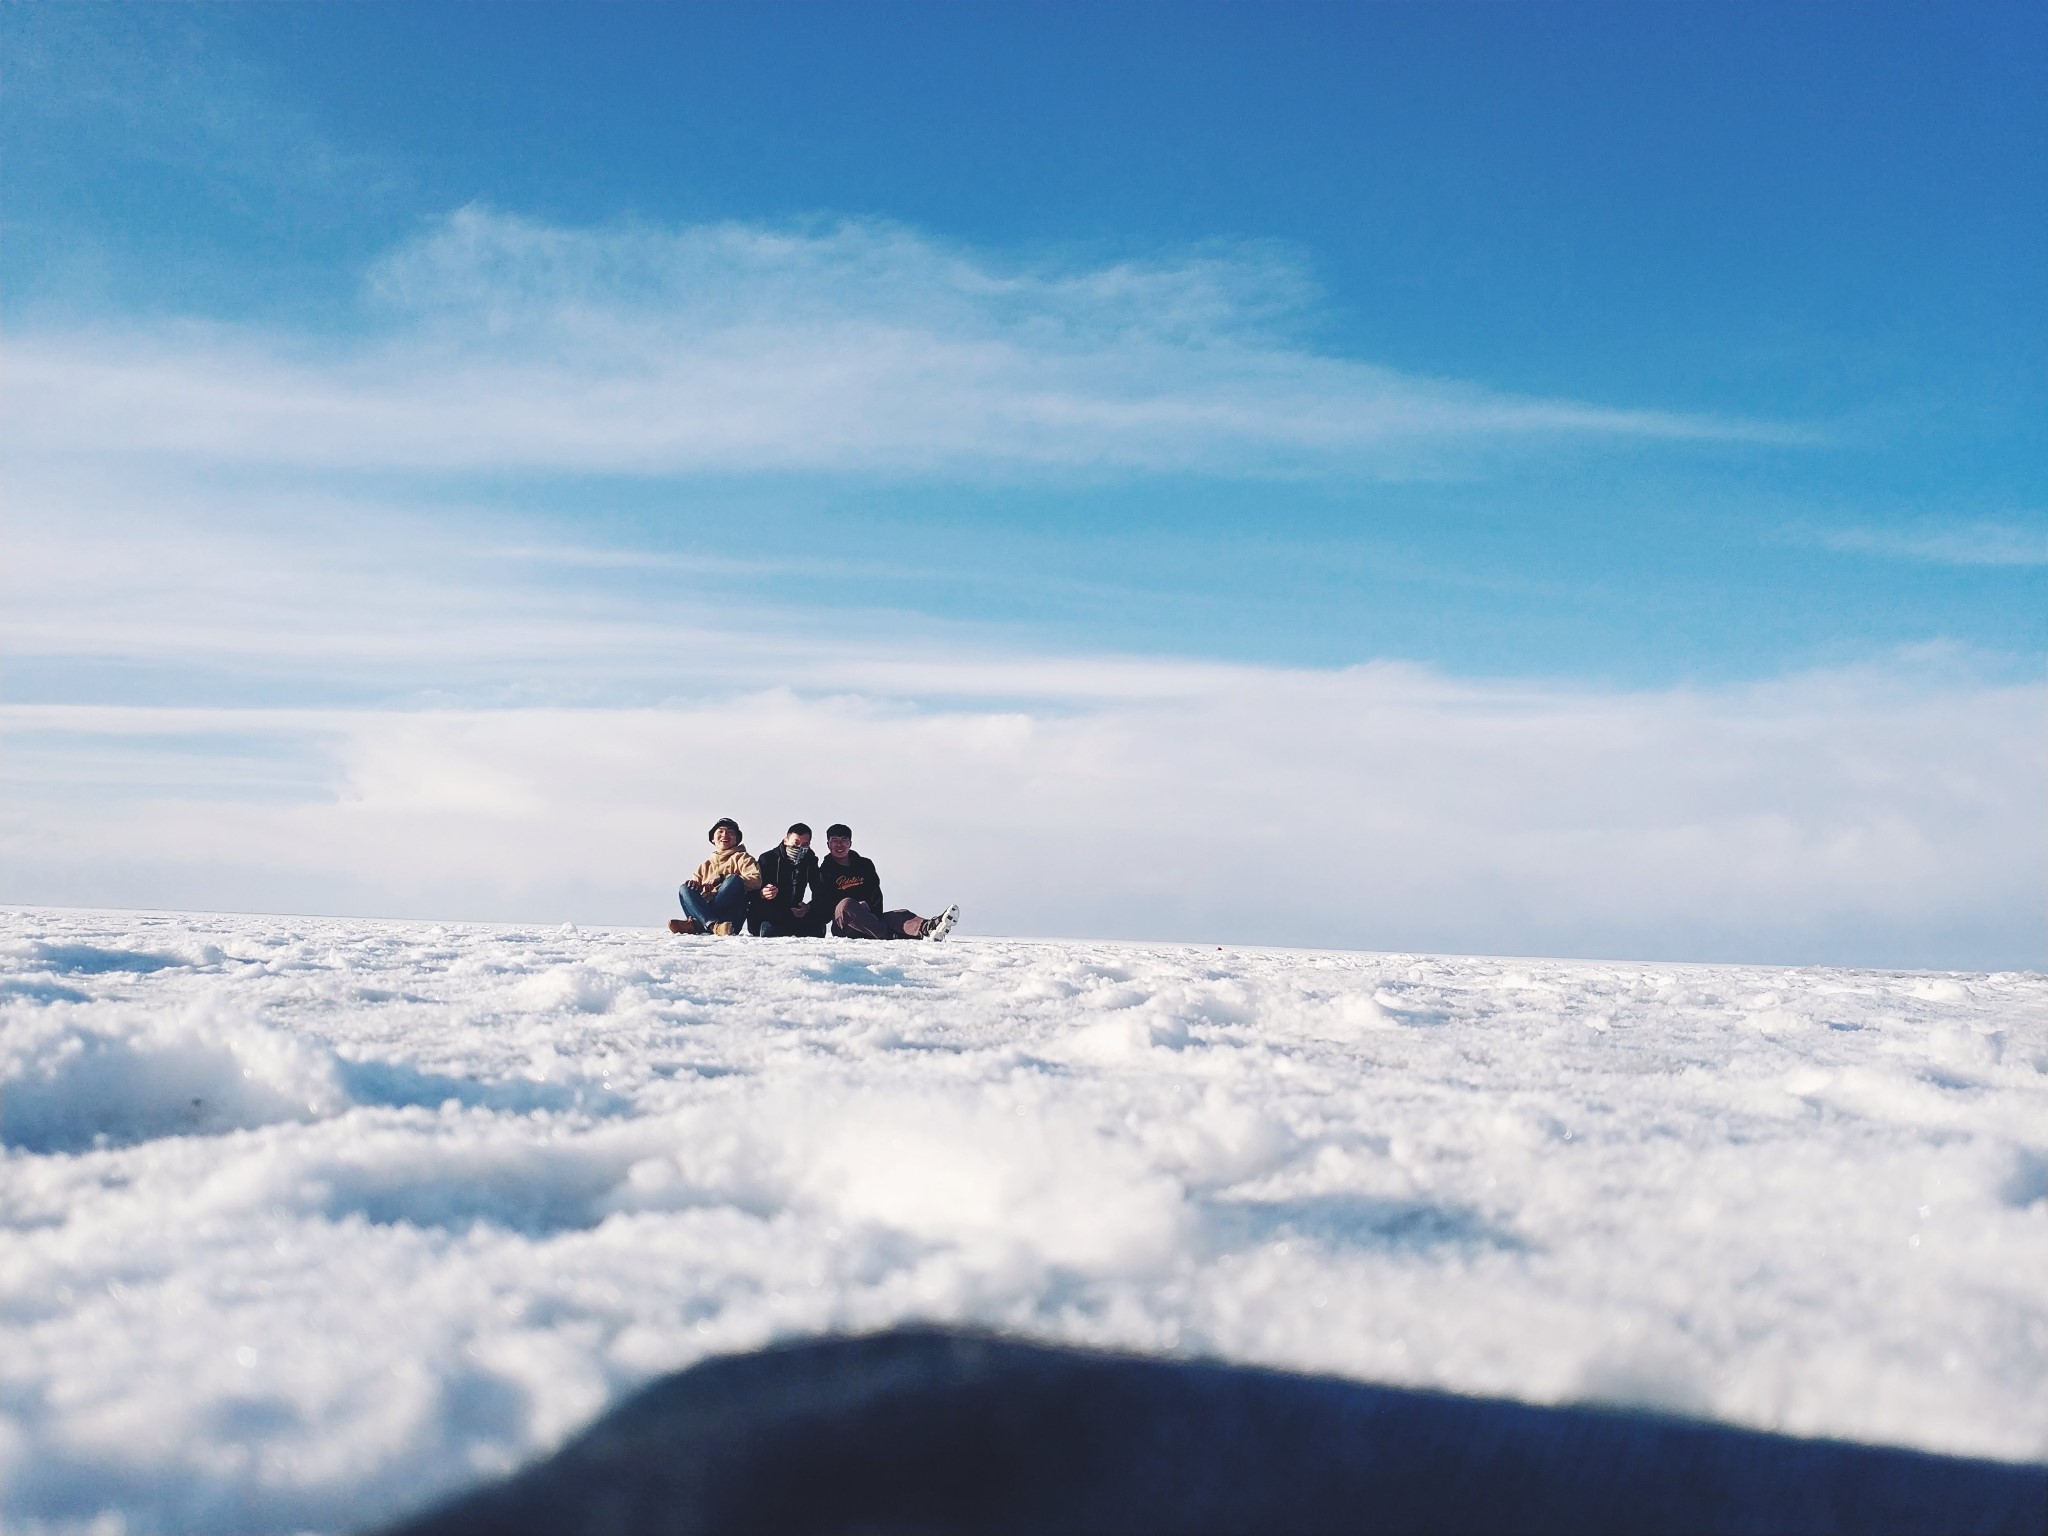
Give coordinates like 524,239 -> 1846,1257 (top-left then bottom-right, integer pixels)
815,852 -> 884,918
751,845 -> 821,924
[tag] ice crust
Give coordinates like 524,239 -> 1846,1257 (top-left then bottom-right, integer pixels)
1,907 -> 2044,1533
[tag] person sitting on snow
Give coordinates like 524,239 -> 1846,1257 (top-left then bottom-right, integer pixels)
749,822 -> 824,937
816,823 -> 957,941
670,817 -> 761,935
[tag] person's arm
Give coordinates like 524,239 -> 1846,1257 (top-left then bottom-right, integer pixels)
737,852 -> 762,890
866,858 -> 884,916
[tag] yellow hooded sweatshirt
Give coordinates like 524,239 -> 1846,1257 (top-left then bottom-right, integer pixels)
691,845 -> 762,891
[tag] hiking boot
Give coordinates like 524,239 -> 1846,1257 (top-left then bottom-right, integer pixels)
669,917 -> 703,935
922,904 -> 959,942
710,921 -> 737,936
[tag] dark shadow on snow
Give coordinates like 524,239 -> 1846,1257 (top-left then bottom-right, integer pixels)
317,1156 -> 626,1236
1204,1192 -> 1532,1257
0,978 -> 93,1004
335,1058 -> 632,1118
801,959 -> 925,989
20,944 -> 190,975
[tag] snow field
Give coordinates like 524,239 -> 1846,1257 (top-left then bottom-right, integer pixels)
2,907 -> 2045,1534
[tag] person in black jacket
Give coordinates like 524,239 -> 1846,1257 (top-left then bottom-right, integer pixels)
749,824 -> 824,937
816,823 -> 957,941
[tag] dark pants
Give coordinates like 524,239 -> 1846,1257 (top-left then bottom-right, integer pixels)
833,898 -> 920,940
679,875 -> 751,929
750,908 -> 826,938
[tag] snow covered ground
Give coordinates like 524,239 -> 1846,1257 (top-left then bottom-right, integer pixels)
2,906 -> 2044,1534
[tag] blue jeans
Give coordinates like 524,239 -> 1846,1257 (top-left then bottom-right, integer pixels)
679,875 -> 751,929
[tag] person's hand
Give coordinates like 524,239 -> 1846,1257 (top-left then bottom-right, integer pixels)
761,884 -> 779,901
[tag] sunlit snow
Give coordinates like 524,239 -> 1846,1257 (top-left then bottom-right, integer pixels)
2,906 -> 2044,1534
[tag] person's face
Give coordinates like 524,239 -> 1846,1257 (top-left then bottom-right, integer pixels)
825,832 -> 851,859
711,825 -> 738,853
785,831 -> 812,854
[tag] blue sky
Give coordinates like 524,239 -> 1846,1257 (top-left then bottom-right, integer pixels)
4,4 -> 2042,964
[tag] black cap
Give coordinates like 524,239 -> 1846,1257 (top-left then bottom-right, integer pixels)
707,817 -> 742,842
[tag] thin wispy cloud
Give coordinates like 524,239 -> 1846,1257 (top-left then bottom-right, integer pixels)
1815,520 -> 2048,568
0,479 -> 1369,706
8,7 -> 381,202
9,209 -> 1797,479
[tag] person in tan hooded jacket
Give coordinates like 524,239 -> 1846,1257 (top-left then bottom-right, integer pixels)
670,817 -> 761,935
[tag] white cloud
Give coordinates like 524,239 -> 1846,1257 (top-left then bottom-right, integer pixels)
7,209 -> 1792,479
0,464 -> 1316,707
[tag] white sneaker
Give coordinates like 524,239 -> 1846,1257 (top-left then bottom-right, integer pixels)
922,904 -> 959,942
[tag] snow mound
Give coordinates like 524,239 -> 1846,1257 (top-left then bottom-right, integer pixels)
5,936 -> 223,974
606,1087 -> 1205,1274
1,1006 -> 350,1153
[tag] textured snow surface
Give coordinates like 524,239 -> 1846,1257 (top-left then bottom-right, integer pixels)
2,907 -> 2044,1534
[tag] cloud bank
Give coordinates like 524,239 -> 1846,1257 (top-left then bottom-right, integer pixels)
9,209 -> 1788,479
6,654 -> 2039,970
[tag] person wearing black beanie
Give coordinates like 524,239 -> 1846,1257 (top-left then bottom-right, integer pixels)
670,818 -> 761,935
